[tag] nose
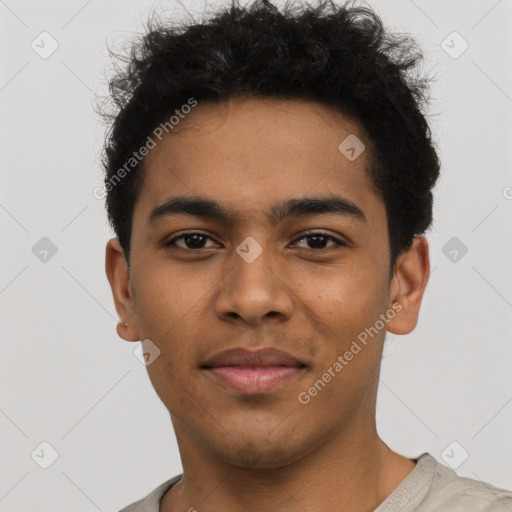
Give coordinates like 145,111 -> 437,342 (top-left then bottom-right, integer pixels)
214,243 -> 294,326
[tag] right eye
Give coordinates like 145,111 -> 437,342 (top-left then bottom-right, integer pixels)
164,231 -> 219,250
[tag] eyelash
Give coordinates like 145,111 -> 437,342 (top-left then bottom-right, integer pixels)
164,231 -> 346,251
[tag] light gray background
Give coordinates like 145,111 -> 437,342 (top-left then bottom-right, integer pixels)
1,0 -> 511,510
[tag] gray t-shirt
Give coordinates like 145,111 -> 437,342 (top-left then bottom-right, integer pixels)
119,452 -> 512,511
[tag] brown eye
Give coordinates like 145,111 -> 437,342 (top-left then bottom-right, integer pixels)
165,232 -> 218,250
292,232 -> 345,250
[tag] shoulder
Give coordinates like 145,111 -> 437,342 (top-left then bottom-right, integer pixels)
418,454 -> 512,511
119,474 -> 183,512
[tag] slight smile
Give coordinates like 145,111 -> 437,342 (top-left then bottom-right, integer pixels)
201,347 -> 308,394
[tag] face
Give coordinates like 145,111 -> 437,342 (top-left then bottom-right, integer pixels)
106,97 -> 429,470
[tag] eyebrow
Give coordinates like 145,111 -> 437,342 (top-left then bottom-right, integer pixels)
147,195 -> 367,226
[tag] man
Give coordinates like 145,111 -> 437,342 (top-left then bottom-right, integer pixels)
100,0 -> 512,510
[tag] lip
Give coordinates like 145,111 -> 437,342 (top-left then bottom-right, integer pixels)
203,347 -> 305,368
202,347 -> 307,394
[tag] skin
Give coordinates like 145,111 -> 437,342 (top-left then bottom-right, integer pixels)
106,97 -> 430,511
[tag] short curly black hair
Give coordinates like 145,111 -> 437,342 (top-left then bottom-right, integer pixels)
98,0 -> 440,275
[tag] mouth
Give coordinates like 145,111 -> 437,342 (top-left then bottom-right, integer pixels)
201,347 -> 307,394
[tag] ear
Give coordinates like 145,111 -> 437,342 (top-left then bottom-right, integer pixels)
386,235 -> 430,335
105,238 -> 140,341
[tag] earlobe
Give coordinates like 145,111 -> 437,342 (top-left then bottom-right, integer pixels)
116,321 -> 139,342
105,238 -> 140,342
386,235 -> 430,336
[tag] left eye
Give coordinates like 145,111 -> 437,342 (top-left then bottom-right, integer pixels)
292,232 -> 344,250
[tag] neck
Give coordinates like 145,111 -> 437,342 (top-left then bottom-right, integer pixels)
160,417 -> 416,512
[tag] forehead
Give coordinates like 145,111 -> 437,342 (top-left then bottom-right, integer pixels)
135,97 -> 385,229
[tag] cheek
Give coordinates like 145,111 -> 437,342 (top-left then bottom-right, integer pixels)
298,271 -> 388,410
300,279 -> 388,397
145,356 -> 206,424
130,260 -> 203,334
298,261 -> 388,340
130,262 -> 216,380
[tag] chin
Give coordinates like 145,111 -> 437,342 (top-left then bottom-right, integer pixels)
224,443 -> 297,470
211,431 -> 310,470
